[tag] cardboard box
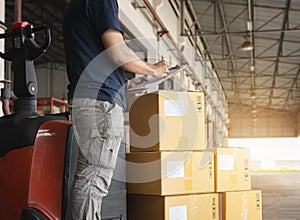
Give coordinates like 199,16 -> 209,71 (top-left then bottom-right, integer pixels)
220,190 -> 262,220
208,147 -> 251,192
128,193 -> 219,220
126,151 -> 214,195
129,90 -> 206,152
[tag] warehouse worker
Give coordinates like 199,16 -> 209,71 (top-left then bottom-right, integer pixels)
0,98 -> 11,115
0,80 -> 14,116
63,0 -> 169,219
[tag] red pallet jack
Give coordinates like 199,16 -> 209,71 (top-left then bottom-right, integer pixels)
0,22 -> 126,220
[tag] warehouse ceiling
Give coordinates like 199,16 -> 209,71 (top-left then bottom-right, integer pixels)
3,0 -> 300,115
187,0 -> 300,114
4,0 -> 68,64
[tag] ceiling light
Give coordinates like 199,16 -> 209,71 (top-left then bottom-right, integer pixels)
241,40 -> 253,51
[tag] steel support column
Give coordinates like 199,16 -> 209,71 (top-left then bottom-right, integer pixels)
14,0 -> 22,22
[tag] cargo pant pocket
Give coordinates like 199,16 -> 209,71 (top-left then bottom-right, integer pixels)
87,127 -> 123,169
98,136 -> 122,169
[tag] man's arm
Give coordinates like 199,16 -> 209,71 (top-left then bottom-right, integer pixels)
101,29 -> 169,78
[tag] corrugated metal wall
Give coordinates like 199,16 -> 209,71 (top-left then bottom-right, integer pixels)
229,106 -> 298,137
35,64 -> 68,100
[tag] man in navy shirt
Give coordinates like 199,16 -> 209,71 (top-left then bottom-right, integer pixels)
64,0 -> 168,219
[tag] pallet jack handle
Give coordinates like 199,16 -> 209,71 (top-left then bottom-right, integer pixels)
0,21 -> 51,61
0,21 -> 51,113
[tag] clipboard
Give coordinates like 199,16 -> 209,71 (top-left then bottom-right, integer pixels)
127,64 -> 188,93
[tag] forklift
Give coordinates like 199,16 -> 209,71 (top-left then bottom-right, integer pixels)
0,21 -> 126,220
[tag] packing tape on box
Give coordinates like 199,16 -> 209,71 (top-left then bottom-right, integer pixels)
185,156 -> 192,177
184,179 -> 193,192
184,156 -> 193,192
241,192 -> 249,219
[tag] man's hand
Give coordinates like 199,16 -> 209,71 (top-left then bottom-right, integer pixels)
151,60 -> 169,78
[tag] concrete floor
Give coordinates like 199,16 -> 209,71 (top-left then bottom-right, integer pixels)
251,173 -> 300,220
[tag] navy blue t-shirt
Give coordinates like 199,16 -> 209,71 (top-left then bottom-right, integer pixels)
63,0 -> 126,110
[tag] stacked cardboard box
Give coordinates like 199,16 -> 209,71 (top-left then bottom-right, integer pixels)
126,90 -> 262,219
127,90 -> 218,220
129,90 -> 206,152
127,151 -> 215,195
128,194 -> 218,220
220,190 -> 262,220
209,147 -> 251,192
209,147 -> 262,220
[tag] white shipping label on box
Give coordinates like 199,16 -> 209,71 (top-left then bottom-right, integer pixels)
167,161 -> 185,178
164,100 -> 186,116
218,155 -> 234,170
169,205 -> 187,220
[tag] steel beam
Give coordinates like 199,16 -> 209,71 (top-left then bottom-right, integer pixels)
269,0 -> 291,107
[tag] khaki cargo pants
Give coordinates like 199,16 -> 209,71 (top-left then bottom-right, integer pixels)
67,98 -> 124,220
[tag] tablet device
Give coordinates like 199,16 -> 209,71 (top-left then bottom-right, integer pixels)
127,64 -> 188,93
